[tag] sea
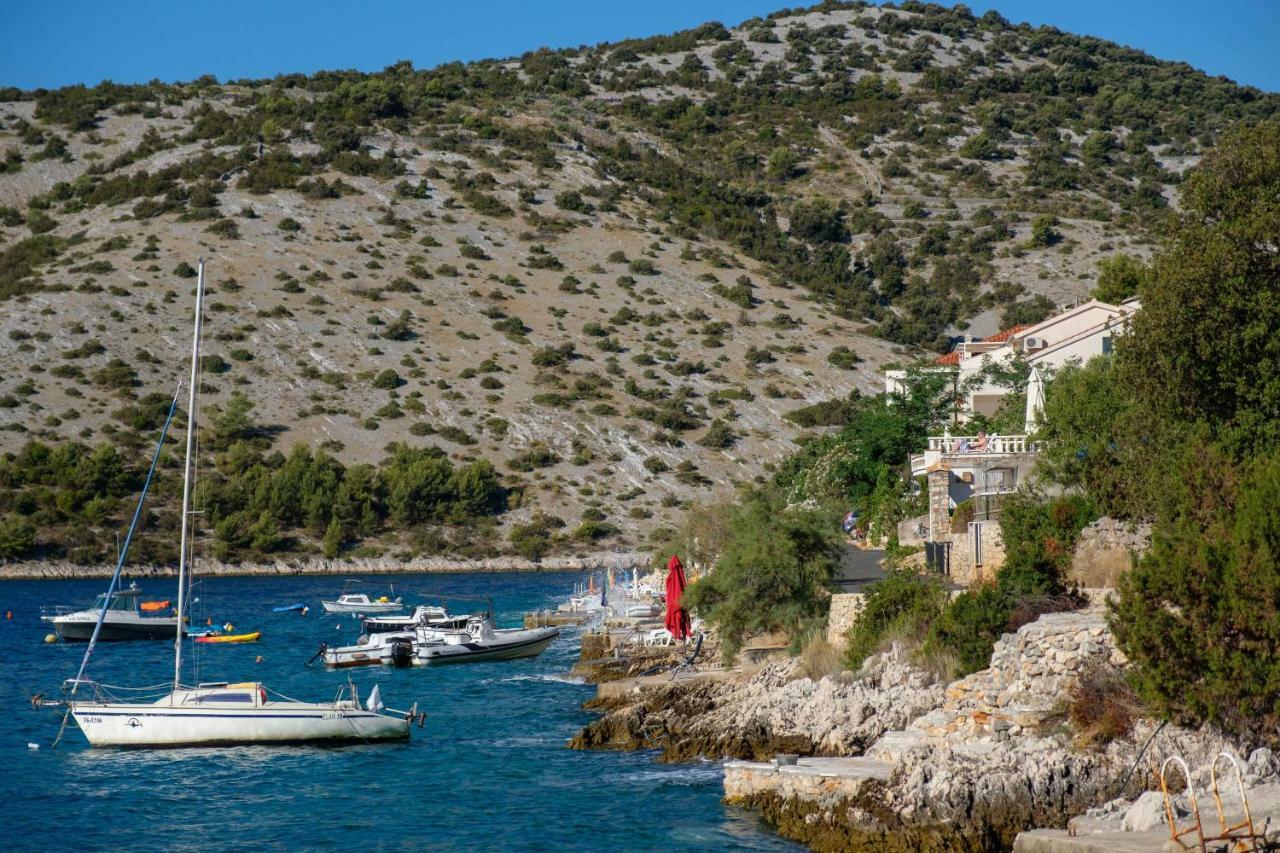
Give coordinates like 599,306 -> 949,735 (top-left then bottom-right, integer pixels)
0,571 -> 798,852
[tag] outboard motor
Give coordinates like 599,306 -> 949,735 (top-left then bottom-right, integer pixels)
390,639 -> 414,669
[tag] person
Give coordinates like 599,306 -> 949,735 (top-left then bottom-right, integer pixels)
842,511 -> 856,534
971,431 -> 989,452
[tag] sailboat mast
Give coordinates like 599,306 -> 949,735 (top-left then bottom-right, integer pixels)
173,259 -> 206,690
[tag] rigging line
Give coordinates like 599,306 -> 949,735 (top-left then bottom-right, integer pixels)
69,385 -> 183,697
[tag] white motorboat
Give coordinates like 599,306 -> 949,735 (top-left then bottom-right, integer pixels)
322,613 -> 559,669
38,260 -> 415,748
42,583 -> 183,641
362,604 -> 468,635
322,580 -> 405,614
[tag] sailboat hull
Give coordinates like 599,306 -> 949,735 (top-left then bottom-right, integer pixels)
70,701 -> 410,747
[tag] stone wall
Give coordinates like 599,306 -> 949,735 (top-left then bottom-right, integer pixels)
946,520 -> 1006,586
927,468 -> 951,541
827,593 -> 866,648
1067,517 -> 1152,588
884,609 -> 1124,745
896,515 -> 928,548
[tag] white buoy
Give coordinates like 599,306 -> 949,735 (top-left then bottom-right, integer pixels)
44,633 -> 57,644
27,743 -> 39,750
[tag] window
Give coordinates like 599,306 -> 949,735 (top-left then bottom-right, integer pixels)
1102,336 -> 1113,355
194,692 -> 254,703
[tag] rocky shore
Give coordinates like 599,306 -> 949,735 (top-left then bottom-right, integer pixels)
571,607 -> 1269,850
570,644 -> 945,763
0,551 -> 650,581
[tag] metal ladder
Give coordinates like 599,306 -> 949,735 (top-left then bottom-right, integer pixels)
1159,752 -> 1264,851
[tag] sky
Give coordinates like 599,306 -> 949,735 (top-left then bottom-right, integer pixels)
1,0 -> 1277,93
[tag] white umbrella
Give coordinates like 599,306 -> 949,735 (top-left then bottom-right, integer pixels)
1024,366 -> 1046,433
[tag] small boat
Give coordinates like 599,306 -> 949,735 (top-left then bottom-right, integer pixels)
195,631 -> 261,644
322,613 -> 559,669
41,583 -> 183,642
362,604 -> 468,635
322,580 -> 405,614
272,603 -> 306,613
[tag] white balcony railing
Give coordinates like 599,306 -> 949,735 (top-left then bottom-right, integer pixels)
926,434 -> 1041,456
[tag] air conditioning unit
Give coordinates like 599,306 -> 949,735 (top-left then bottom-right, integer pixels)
1024,336 -> 1046,350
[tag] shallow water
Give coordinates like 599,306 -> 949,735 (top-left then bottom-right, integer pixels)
1,572 -> 796,851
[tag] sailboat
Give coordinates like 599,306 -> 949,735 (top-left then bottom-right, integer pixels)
40,260 -> 414,748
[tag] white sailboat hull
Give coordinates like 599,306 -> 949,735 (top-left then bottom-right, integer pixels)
321,600 -> 405,614
70,699 -> 409,747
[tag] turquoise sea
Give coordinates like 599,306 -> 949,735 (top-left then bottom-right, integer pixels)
1,572 -> 796,852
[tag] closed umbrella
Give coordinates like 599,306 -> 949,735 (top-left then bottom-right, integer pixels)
1024,366 -> 1046,434
664,555 -> 691,641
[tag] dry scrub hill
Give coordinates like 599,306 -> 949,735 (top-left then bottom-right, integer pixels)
0,1 -> 1275,557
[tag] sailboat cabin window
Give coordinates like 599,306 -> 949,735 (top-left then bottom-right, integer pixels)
194,691 -> 254,703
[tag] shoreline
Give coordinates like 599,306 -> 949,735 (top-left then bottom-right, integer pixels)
0,551 -> 651,582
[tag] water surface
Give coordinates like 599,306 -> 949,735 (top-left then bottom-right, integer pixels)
1,572 -> 796,851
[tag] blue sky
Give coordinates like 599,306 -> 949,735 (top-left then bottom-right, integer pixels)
2,1 -> 1277,92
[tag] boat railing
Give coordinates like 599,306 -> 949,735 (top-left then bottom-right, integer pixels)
41,605 -> 79,618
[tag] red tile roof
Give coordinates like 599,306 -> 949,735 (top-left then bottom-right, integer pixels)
982,323 -> 1033,344
932,324 -> 1032,365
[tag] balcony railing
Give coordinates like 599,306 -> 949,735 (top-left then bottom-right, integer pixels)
910,434 -> 1041,476
926,434 -> 1041,456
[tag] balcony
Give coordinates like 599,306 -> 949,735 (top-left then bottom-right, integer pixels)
910,434 -> 1041,477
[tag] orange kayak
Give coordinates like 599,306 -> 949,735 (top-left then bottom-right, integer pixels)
194,631 -> 261,644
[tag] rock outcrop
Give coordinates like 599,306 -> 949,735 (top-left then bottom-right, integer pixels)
570,643 -> 945,762
723,608 -> 1262,851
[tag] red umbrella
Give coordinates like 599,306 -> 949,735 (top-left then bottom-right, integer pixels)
664,555 -> 692,640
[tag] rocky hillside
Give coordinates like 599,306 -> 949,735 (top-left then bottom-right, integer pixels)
0,1 -> 1275,560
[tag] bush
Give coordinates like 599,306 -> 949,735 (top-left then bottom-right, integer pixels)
509,513 -> 565,561
1067,663 -> 1141,748
827,346 -> 861,370
371,369 -> 403,390
1112,449 -> 1280,742
844,570 -> 948,669
685,491 -> 839,660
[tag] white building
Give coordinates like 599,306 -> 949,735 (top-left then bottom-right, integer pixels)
884,298 -> 1139,418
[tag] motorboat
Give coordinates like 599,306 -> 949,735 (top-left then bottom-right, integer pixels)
321,613 -> 559,668
362,604 -> 468,635
41,583 -> 182,641
322,580 -> 405,614
35,260 -> 415,748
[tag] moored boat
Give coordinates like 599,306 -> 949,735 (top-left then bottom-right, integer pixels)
194,631 -> 261,644
322,613 -> 559,668
41,583 -> 182,642
362,604 -> 468,635
322,580 -> 405,614
66,681 -> 407,747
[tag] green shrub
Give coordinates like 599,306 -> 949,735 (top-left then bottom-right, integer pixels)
371,369 -> 403,390
685,491 -> 839,660
844,570 -> 948,668
827,346 -> 861,370
1112,449 -> 1280,741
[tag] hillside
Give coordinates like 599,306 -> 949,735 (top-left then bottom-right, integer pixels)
0,1 -> 1276,564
